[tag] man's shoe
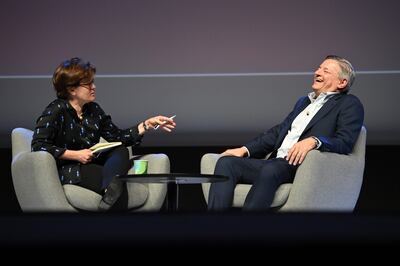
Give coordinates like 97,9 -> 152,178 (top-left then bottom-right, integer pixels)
98,176 -> 124,211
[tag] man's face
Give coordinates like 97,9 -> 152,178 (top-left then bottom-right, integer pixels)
312,59 -> 347,94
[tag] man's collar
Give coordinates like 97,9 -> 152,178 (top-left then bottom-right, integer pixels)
308,91 -> 340,102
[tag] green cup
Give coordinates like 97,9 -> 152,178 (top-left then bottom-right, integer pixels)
133,159 -> 148,174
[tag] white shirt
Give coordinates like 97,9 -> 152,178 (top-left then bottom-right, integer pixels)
275,91 -> 339,158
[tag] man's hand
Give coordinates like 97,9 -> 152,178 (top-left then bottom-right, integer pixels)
286,137 -> 317,165
221,146 -> 248,157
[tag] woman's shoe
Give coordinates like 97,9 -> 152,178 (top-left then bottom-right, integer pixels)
98,176 -> 124,211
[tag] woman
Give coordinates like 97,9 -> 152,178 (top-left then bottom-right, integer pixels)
31,57 -> 176,211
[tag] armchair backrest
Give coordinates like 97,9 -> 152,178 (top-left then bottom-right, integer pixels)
11,128 -> 33,160
11,128 -> 78,211
351,126 -> 367,158
279,125 -> 367,212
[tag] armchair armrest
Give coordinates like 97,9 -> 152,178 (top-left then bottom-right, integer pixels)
281,150 -> 364,211
11,151 -> 75,211
128,153 -> 169,211
200,153 -> 223,203
201,153 -> 223,175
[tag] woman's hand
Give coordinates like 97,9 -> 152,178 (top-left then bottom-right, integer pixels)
139,115 -> 176,134
60,149 -> 94,164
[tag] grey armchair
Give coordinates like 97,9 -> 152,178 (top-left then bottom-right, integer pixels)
11,127 -> 168,212
201,126 -> 367,212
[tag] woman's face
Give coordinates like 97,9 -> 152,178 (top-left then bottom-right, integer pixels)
69,81 -> 96,104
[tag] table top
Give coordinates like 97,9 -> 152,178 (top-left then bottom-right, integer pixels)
118,173 -> 228,184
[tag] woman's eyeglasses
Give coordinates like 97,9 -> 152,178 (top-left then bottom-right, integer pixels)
80,81 -> 95,90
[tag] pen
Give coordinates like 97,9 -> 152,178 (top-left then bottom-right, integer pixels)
154,115 -> 176,130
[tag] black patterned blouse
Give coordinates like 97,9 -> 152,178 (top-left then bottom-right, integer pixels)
31,98 -> 143,184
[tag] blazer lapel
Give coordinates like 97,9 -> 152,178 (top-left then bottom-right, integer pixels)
293,97 -> 311,119
303,93 -> 343,133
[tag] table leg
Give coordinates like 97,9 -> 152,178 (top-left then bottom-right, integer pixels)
166,182 -> 178,211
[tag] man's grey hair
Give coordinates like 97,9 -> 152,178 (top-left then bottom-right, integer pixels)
325,55 -> 355,92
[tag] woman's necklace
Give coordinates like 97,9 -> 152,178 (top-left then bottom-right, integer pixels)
69,100 -> 84,120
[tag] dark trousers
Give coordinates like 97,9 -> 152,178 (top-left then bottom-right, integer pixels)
208,156 -> 298,211
78,146 -> 131,210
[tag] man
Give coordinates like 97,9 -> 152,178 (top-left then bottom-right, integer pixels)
208,55 -> 364,211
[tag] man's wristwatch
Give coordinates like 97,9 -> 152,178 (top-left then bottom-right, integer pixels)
311,136 -> 322,149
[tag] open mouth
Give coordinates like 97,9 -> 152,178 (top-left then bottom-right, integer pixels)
314,76 -> 323,83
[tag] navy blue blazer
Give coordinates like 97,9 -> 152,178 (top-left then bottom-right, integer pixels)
245,93 -> 364,158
